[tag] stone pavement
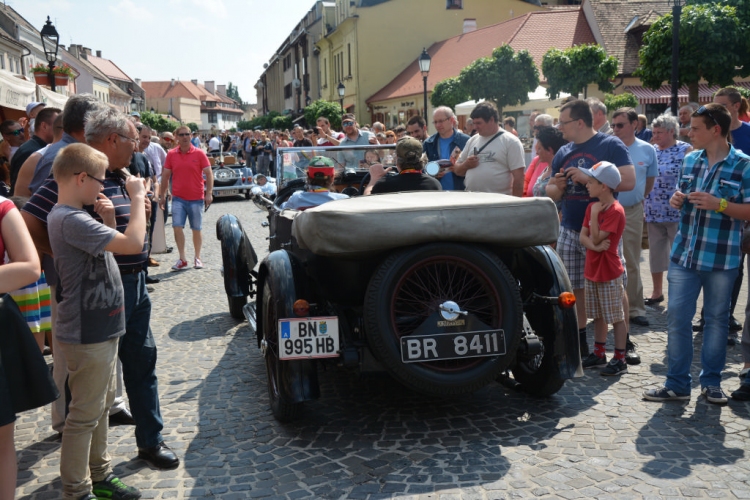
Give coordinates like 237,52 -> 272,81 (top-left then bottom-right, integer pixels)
13,198 -> 750,499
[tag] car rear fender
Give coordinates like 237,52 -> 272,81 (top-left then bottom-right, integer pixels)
216,214 -> 258,298
257,250 -> 320,403
515,245 -> 582,379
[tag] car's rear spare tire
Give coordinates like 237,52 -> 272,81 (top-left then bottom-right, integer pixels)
364,243 -> 522,396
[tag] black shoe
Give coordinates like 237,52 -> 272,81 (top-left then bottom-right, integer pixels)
693,318 -> 705,332
630,316 -> 649,327
644,295 -> 664,306
729,316 -> 742,332
601,358 -> 628,376
731,384 -> 750,401
728,331 -> 739,346
138,441 -> 179,469
625,339 -> 641,365
145,275 -> 160,284
109,408 -> 135,426
582,353 -> 607,369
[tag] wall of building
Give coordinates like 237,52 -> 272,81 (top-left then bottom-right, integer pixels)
147,96 -> 202,124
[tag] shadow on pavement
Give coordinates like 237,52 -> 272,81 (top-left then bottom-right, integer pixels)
166,313 -> 606,498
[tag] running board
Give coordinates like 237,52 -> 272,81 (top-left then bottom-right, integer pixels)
243,301 -> 257,334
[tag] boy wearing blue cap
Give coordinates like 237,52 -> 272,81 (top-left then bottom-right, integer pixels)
579,161 -> 628,376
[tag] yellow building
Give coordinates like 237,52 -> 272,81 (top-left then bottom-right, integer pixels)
316,0 -> 545,124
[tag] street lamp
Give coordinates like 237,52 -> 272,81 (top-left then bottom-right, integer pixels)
40,16 -> 59,92
337,81 -> 345,111
130,97 -> 138,113
418,48 -> 431,120
669,0 -> 683,116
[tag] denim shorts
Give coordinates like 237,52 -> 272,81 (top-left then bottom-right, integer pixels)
171,196 -> 203,230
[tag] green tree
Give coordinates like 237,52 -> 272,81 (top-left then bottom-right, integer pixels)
542,44 -> 619,100
140,110 -> 182,133
603,93 -> 639,112
430,77 -> 469,111
636,3 -> 745,102
271,115 -> 293,131
459,44 -> 539,115
226,82 -> 244,109
304,100 -> 343,131
187,122 -> 199,132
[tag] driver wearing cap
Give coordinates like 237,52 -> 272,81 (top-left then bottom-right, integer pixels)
367,136 -> 442,194
281,156 -> 349,210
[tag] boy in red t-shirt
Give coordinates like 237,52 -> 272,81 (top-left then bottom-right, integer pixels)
578,161 -> 628,376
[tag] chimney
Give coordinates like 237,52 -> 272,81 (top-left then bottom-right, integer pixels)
135,78 -> 142,86
69,44 -> 79,58
83,47 -> 92,56
191,79 -> 198,86
463,18 -> 477,33
204,81 -> 215,94
171,79 -> 176,87
217,84 -> 226,96
96,50 -> 102,58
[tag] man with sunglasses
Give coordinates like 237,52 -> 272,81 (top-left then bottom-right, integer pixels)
338,113 -> 374,168
545,99 -> 635,359
643,103 -> 750,405
0,120 -> 25,163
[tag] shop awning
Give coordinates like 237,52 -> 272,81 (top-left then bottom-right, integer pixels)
0,69 -> 36,111
625,82 -> 750,104
38,86 -> 69,109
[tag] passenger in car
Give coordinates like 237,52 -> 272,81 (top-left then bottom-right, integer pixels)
281,156 -> 349,210
251,173 -> 277,197
366,136 -> 442,195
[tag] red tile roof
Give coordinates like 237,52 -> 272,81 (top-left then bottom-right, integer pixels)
87,55 -> 133,83
367,8 -> 595,104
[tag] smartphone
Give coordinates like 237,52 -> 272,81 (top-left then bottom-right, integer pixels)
473,147 -> 478,156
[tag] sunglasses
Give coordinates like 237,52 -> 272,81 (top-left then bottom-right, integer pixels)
696,106 -> 718,126
163,137 -> 174,142
6,129 -> 23,136
74,172 -> 106,186
177,133 -> 191,137
612,123 -> 628,129
342,121 -> 355,127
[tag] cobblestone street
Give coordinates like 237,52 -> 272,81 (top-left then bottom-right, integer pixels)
13,197 -> 750,499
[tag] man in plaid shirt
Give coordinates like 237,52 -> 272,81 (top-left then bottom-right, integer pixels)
644,103 -> 750,405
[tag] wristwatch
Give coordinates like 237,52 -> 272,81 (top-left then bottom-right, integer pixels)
716,198 -> 728,213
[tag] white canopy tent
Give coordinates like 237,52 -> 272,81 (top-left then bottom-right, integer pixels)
0,69 -> 37,112
455,86 -> 572,116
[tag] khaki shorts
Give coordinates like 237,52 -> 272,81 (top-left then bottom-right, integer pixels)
585,276 -> 625,324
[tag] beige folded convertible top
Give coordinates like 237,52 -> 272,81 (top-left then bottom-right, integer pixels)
291,191 -> 560,258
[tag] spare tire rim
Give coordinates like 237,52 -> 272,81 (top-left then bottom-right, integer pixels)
390,255 -> 503,372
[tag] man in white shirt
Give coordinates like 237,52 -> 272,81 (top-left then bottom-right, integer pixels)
454,101 -> 525,196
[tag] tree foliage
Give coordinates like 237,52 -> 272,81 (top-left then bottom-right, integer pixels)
304,100 -> 343,131
226,82 -> 244,109
542,44 -> 619,100
459,44 -> 539,115
603,93 -> 639,112
636,4 -> 746,102
187,122 -> 199,132
271,115 -> 293,131
139,111 -> 182,133
430,77 -> 469,111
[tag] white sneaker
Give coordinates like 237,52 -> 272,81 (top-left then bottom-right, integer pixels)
194,258 -> 204,269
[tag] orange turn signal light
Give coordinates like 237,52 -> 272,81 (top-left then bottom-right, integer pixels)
293,299 -> 310,317
558,292 -> 576,308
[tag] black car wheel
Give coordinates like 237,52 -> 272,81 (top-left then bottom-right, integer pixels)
364,243 -> 522,396
261,281 -> 302,421
214,166 -> 239,187
511,317 -> 565,397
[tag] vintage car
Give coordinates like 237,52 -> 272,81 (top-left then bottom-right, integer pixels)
217,144 -> 581,421
210,153 -> 255,199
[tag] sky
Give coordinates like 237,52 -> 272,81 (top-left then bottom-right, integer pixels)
12,0 -> 319,104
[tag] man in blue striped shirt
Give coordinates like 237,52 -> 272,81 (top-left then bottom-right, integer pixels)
644,103 -> 750,405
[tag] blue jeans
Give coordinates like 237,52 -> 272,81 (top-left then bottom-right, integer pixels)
120,272 -> 164,449
666,262 -> 739,394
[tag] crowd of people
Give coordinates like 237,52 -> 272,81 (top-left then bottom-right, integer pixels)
1,85 -> 750,498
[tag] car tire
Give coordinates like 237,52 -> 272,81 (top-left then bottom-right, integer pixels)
213,166 -> 238,187
261,281 -> 302,422
228,295 -> 246,320
510,318 -> 566,397
364,243 -> 522,396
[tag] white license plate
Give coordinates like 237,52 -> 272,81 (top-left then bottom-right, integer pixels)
278,317 -> 339,360
214,189 -> 239,197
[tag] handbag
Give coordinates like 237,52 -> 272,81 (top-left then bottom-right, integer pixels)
0,293 -> 59,413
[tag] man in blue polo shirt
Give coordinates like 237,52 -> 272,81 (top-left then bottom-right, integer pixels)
643,103 -> 750,405
423,106 -> 470,190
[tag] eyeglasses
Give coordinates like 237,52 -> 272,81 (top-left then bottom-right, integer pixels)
74,172 -> 106,186
558,119 -> 578,126
116,133 -> 138,146
177,133 -> 191,137
696,106 -> 718,126
433,117 -> 450,125
612,123 -> 628,129
342,121 -> 355,127
6,129 -> 23,136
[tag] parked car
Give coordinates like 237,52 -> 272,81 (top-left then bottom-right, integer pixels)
217,144 -> 581,421
211,153 -> 255,200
